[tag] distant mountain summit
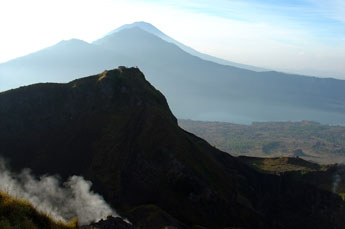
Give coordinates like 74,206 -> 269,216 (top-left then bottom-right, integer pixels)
1,67 -> 345,228
106,21 -> 167,37
99,21 -> 266,71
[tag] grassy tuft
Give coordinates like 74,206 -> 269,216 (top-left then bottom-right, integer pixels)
0,191 -> 77,228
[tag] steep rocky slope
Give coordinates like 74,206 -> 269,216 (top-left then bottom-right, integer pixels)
1,67 -> 345,228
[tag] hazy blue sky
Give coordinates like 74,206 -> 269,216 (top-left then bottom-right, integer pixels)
1,0 -> 344,78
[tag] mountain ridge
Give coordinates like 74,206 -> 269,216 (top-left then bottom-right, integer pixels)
1,23 -> 345,125
1,67 -> 345,228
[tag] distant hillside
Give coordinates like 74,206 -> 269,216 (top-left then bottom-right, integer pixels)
239,156 -> 325,174
1,23 -> 345,124
1,67 -> 345,228
179,119 -> 345,164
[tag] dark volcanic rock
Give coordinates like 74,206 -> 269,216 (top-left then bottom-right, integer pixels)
1,67 -> 345,229
83,216 -> 136,229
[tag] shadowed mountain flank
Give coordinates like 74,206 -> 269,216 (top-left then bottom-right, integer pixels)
1,67 -> 345,228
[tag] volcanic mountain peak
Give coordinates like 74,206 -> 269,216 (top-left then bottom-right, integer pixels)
39,39 -> 93,54
94,26 -> 168,47
56,38 -> 89,45
111,21 -> 165,36
98,21 -> 267,72
2,67 -> 345,228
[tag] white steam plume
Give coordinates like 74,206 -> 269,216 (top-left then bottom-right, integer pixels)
0,158 -> 118,225
332,164 -> 345,193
